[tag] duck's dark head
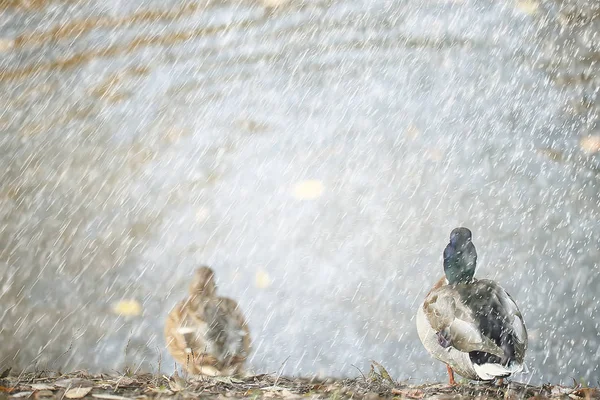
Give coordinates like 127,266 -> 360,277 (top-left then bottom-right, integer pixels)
443,227 -> 477,284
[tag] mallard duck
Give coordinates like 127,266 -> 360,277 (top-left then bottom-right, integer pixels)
416,227 -> 527,385
165,266 -> 252,376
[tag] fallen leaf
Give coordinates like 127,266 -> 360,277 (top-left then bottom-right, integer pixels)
368,364 -> 378,382
573,387 -> 598,398
580,135 -> 600,155
255,269 -> 272,289
262,0 -> 289,8
162,127 -> 190,144
515,0 -> 539,14
145,386 -> 173,395
92,395 -> 132,400
168,379 -> 184,392
292,180 -> 324,200
10,392 -> 32,398
34,390 -> 55,399
65,387 -> 92,399
167,371 -> 187,391
29,385 -> 55,391
54,379 -> 93,389
551,386 -> 573,396
0,38 -> 13,53
213,377 -> 244,384
195,207 -> 210,222
260,386 -> 288,391
260,387 -> 299,398
424,148 -> 444,162
391,388 -> 424,399
404,389 -> 424,399
0,387 -> 14,393
364,392 -> 380,400
406,124 -> 420,140
111,300 -> 142,317
237,119 -> 269,134
0,368 -> 11,379
112,377 -> 133,387
277,389 -> 299,398
537,148 -> 564,162
370,361 -> 394,383
196,365 -> 220,376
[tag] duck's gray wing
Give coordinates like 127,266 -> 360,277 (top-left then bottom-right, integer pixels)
455,279 -> 527,366
423,286 -> 505,358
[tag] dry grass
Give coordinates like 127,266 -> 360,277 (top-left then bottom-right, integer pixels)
0,365 -> 598,400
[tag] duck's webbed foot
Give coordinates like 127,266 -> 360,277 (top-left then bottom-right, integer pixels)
436,329 -> 452,349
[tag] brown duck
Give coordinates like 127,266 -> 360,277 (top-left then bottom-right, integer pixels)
165,266 -> 252,376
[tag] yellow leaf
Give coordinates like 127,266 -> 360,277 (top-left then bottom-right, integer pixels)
112,300 -> 142,316
255,269 -> 272,289
65,387 -> 92,399
262,0 -> 289,8
537,148 -> 563,162
425,148 -> 444,162
371,360 -> 394,384
292,180 -> 324,200
0,38 -> 13,53
195,207 -> 210,222
580,135 -> 600,155
515,0 -> 539,15
405,124 -> 420,140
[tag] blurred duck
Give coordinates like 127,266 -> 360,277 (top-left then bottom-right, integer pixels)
416,227 -> 527,385
165,266 -> 251,376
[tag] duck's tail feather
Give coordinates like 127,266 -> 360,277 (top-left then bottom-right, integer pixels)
473,361 -> 523,381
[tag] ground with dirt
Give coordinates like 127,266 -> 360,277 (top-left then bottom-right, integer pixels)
0,366 -> 598,400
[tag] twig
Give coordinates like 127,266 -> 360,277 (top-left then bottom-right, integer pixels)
273,356 -> 290,387
186,350 -> 193,381
156,346 -> 162,376
124,337 -> 132,359
50,339 -> 74,370
154,346 -> 162,387
351,364 -> 366,381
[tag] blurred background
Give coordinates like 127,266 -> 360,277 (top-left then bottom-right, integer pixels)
1,0 -> 600,386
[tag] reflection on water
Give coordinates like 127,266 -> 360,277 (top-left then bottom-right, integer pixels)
1,0 -> 600,385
